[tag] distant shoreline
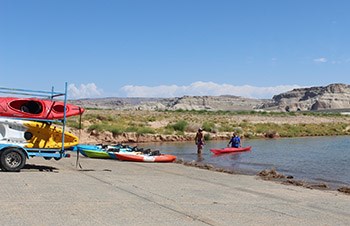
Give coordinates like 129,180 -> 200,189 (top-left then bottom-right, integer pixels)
68,109 -> 350,144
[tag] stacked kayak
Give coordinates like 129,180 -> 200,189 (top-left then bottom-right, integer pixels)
210,146 -> 252,155
0,97 -> 84,119
0,117 -> 79,149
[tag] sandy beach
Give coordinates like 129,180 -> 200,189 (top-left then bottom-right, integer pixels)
0,153 -> 349,226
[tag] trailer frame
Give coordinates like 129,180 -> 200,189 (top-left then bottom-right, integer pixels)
0,82 -> 73,172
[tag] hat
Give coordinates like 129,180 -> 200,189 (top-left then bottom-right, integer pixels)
198,128 -> 203,131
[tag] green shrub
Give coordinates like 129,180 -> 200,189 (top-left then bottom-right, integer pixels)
218,123 -> 235,132
137,127 -> 156,135
109,126 -> 124,136
87,123 -> 106,132
125,126 -> 138,133
202,121 -> 216,132
169,120 -> 188,132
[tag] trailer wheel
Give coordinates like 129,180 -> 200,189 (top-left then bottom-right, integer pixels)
0,148 -> 26,172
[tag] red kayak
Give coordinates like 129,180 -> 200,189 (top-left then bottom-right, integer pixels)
0,97 -> 84,119
210,146 -> 252,155
115,153 -> 177,162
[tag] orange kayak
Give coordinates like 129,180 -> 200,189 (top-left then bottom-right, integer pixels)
210,146 -> 252,155
0,97 -> 84,119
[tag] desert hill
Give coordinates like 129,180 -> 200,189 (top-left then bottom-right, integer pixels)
70,83 -> 350,112
70,95 -> 265,111
259,83 -> 350,112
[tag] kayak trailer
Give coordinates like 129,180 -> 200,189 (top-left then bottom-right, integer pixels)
0,83 -> 77,172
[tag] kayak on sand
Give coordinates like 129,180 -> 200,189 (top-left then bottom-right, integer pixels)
115,152 -> 176,163
73,144 -> 176,163
210,146 -> 252,155
73,144 -> 134,159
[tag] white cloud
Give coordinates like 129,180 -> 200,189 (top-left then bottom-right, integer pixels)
313,57 -> 327,63
121,82 -> 302,99
68,83 -> 103,99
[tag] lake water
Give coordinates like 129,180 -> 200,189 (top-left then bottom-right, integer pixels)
146,136 -> 350,189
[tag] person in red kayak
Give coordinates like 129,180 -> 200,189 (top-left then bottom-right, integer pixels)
195,128 -> 205,154
228,132 -> 241,148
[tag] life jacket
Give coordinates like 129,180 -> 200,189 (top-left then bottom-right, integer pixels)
231,136 -> 240,147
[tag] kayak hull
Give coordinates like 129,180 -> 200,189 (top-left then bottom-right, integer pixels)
74,144 -> 176,162
0,97 -> 84,119
115,153 -> 176,162
79,148 -> 114,159
75,144 -> 132,159
210,146 -> 252,155
0,117 -> 79,149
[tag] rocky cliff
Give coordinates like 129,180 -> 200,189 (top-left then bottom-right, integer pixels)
259,83 -> 350,112
70,95 -> 265,111
70,83 -> 350,112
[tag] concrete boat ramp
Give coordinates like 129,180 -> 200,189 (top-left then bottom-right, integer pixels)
0,154 -> 349,226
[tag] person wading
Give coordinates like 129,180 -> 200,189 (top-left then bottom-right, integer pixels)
195,128 -> 205,154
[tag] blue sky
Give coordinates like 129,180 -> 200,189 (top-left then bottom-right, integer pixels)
1,0 -> 349,99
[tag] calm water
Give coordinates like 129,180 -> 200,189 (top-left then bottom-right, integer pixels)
147,136 -> 350,189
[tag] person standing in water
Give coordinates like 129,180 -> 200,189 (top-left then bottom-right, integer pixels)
195,128 -> 205,154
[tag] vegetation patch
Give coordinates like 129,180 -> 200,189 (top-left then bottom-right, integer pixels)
67,109 -> 350,139
167,120 -> 188,132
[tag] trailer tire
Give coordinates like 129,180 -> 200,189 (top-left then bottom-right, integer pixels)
0,148 -> 26,172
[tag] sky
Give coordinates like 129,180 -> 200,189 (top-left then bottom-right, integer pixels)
1,0 -> 350,99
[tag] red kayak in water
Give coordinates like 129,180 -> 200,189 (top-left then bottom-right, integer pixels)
210,146 -> 252,155
0,97 -> 84,119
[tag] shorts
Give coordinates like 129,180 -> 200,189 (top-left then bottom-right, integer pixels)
196,141 -> 204,148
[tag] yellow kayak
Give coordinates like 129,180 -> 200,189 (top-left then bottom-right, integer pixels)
0,118 -> 78,149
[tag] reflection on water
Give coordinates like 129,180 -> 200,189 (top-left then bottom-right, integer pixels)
147,136 -> 350,188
